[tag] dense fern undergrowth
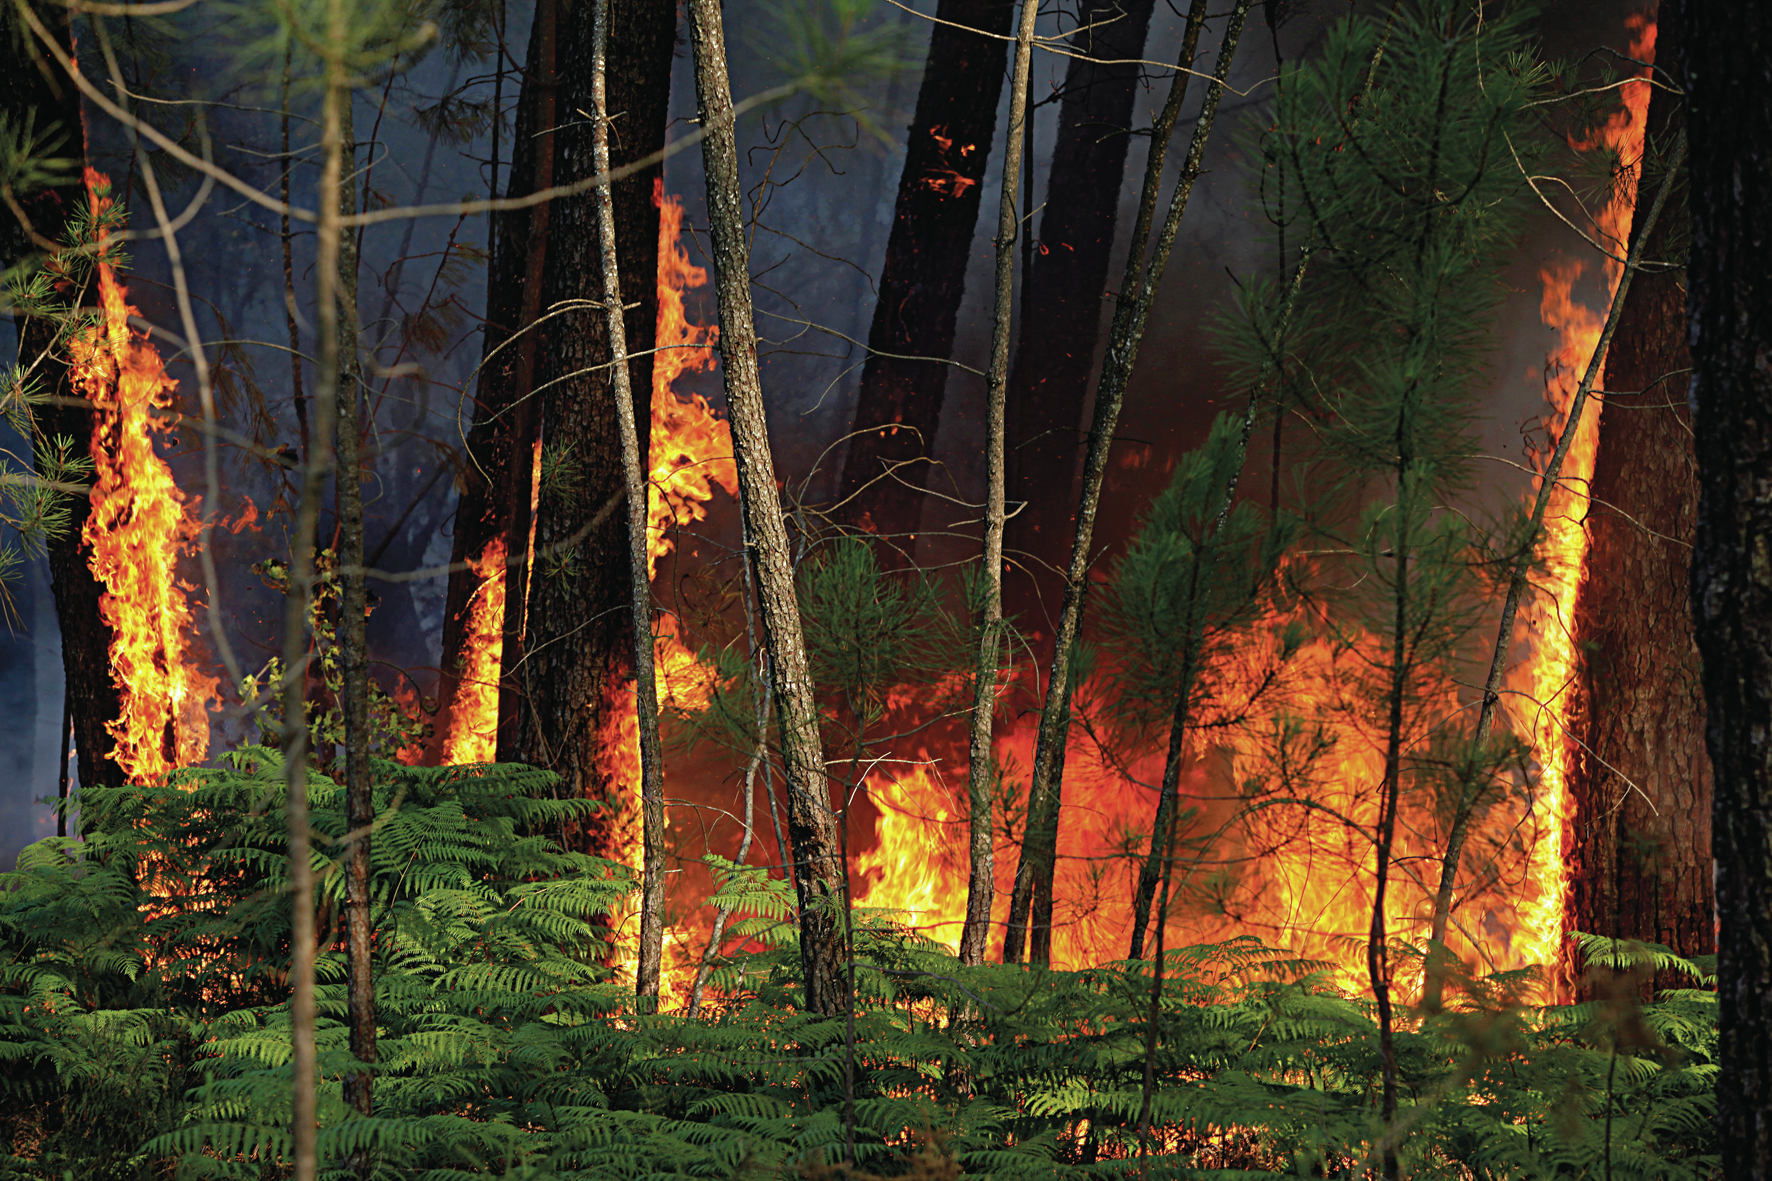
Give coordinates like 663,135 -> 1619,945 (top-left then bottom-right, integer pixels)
0,754 -> 1716,1179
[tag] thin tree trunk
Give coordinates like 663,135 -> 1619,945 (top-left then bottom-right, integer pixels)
1420,128 -> 1685,1009
1564,2 -> 1712,979
1369,504 -> 1409,1181
1127,593 -> 1203,959
7,2 -> 126,794
1684,0 -> 1772,1173
685,0 -> 850,1014
334,112 -> 376,1123
284,0 -> 352,1171
281,46 -> 309,462
1004,0 -> 1241,966
832,0 -> 1014,549
590,0 -> 667,1007
508,0 -> 673,867
1003,0 -> 1159,631
958,0 -> 1040,968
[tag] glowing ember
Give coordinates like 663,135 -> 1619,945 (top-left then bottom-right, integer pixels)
70,168 -> 217,784
440,537 -> 506,764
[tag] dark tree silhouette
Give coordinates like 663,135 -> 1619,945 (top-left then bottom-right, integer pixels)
832,0 -> 1013,551
1003,0 -> 1156,634
438,0 -> 559,758
1684,0 -> 1772,1173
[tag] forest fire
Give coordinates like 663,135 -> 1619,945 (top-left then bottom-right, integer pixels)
849,23 -> 1661,996
69,168 -> 216,784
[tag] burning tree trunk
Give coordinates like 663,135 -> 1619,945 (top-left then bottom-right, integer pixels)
685,0 -> 850,1015
1002,0 -> 1157,629
1683,0 -> 1772,1172
507,0 -> 674,850
5,3 -> 126,793
1565,3 -> 1712,966
831,0 -> 1013,548
436,0 -> 558,764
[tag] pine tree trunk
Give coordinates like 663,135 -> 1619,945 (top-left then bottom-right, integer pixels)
1683,0 -> 1772,1172
589,0 -> 668,1007
959,0 -> 1041,969
1565,0 -> 1712,970
685,0 -> 851,1015
5,4 -> 126,794
334,115 -> 376,1122
508,0 -> 674,856
831,0 -> 1013,548
437,0 -> 557,759
1003,0 -> 1157,629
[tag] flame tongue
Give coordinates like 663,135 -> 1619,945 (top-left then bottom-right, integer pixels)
440,537 -> 507,764
72,169 -> 217,784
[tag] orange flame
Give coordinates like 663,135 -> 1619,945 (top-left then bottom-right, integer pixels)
1514,14 -> 1655,983
440,537 -> 506,764
580,189 -> 736,1005
856,14 -> 1660,978
70,169 -> 217,784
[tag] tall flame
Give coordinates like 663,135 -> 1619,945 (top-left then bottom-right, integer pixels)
69,169 -> 217,784
597,189 -> 736,1005
1514,14 -> 1655,983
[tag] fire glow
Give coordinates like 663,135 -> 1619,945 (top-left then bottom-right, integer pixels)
70,168 -> 217,785
1517,13 -> 1656,986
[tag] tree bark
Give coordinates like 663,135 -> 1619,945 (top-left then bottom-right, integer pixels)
831,0 -> 1013,550
1003,0 -> 1233,966
686,0 -> 851,1015
1565,1 -> 1712,971
1683,1 -> 1772,1174
436,0 -> 557,761
5,3 -> 126,794
959,0 -> 1040,968
508,0 -> 674,859
334,116 -> 376,1121
1003,0 -> 1157,631
589,0 -> 667,1007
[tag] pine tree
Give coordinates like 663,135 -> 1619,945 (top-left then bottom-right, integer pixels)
1223,2 -> 1542,1167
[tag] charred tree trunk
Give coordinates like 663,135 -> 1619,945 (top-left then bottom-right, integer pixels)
5,3 -> 126,793
508,0 -> 674,848
1566,2 -> 1712,969
437,0 -> 557,759
831,0 -> 1013,550
1003,0 -> 1156,632
1684,1 -> 1772,1173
